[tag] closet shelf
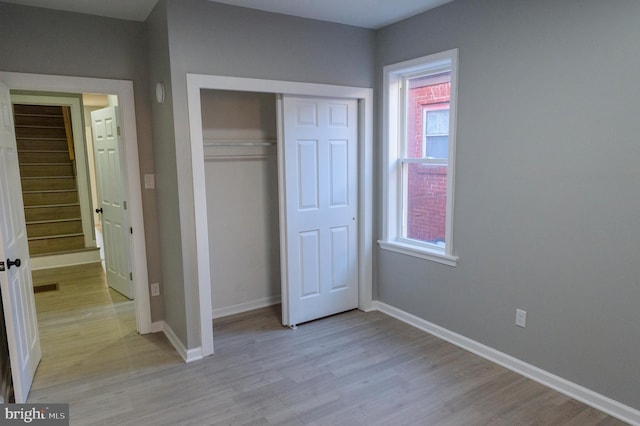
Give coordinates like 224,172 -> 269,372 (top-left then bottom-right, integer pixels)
204,139 -> 276,147
203,139 -> 276,161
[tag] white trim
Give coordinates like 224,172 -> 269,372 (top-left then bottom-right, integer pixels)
212,296 -> 281,319
186,74 -> 374,353
0,71 -> 152,334
276,95 -> 289,326
375,301 -> 640,426
30,250 -> 101,270
186,78 -> 214,357
162,321 -> 203,363
10,94 -> 95,249
378,240 -> 458,267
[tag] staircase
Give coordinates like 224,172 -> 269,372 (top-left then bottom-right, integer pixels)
13,104 -> 88,257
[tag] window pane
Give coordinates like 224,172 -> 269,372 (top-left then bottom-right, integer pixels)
426,110 -> 449,135
426,135 -> 448,159
405,72 -> 451,159
404,162 -> 448,247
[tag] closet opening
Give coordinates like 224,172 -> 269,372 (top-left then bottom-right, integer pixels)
186,73 -> 374,358
200,90 -> 282,324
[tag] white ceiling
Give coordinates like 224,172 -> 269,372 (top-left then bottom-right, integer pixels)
209,0 -> 455,29
2,0 -> 454,28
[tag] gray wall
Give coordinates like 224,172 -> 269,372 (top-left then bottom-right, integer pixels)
159,0 -> 376,347
146,0 -> 183,341
0,2 -> 163,321
376,0 -> 640,409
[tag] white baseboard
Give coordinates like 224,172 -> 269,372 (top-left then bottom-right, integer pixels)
212,296 -> 281,319
374,301 -> 640,426
30,250 -> 101,270
161,321 -> 203,364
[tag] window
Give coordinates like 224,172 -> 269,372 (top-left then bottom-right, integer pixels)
379,49 -> 459,266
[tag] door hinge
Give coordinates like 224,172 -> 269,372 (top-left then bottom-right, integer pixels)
130,227 -> 133,234
0,261 -> 4,272
130,272 -> 133,280
117,126 -> 121,136
123,201 -> 127,210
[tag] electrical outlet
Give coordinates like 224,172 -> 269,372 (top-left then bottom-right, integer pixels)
151,282 -> 160,297
144,174 -> 155,189
515,309 -> 527,328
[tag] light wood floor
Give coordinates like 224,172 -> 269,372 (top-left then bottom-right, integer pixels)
30,264 -> 180,391
28,265 -> 625,425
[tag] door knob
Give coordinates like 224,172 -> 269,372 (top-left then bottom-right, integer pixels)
7,258 -> 21,269
96,208 -> 103,214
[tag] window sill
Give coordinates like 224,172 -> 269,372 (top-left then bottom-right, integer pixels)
378,240 -> 459,267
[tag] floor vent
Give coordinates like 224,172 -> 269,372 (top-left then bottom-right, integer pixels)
33,283 -> 59,293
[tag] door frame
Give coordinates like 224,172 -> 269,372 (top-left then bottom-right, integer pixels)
186,74 -> 374,357
0,71 -> 152,334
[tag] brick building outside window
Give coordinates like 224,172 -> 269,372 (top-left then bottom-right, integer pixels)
404,74 -> 451,245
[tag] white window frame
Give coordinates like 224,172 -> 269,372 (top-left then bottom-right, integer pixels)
379,48 -> 459,267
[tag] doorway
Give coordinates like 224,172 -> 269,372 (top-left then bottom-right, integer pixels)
186,74 -> 374,358
0,71 -> 152,401
0,71 -> 152,334
0,71 -> 152,345
11,93 -> 135,301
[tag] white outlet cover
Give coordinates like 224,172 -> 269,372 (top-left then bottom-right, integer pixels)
516,309 -> 527,328
144,174 -> 155,189
151,282 -> 160,297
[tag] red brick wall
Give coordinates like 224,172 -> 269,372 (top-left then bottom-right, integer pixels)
406,81 -> 450,243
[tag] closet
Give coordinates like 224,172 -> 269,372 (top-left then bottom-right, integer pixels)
201,90 -> 281,318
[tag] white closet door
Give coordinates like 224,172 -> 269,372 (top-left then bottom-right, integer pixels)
281,96 -> 358,326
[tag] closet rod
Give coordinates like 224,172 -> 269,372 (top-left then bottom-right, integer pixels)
204,139 -> 276,147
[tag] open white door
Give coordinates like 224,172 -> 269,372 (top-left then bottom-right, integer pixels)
281,96 -> 358,326
91,106 -> 133,300
0,81 -> 41,403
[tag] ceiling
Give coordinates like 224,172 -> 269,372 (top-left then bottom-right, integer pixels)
2,0 -> 159,22
2,0 -> 454,28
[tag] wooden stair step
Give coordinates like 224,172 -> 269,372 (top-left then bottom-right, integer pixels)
21,177 -> 76,191
26,219 -> 83,238
17,139 -> 69,151
14,126 -> 67,139
19,163 -> 74,177
13,115 -> 65,127
28,234 -> 86,256
30,246 -> 100,259
22,190 -> 79,206
12,104 -> 64,116
28,232 -> 83,241
18,151 -> 71,164
24,204 -> 81,222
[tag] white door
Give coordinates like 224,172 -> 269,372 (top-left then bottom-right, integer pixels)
281,96 -> 358,326
0,81 -> 41,403
91,106 -> 133,299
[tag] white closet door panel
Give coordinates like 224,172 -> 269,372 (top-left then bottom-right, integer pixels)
282,96 -> 358,326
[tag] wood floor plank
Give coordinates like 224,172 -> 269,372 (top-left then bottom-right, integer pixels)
27,265 -> 628,425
